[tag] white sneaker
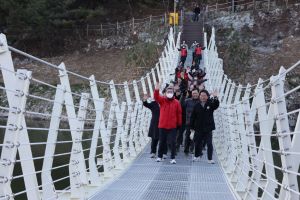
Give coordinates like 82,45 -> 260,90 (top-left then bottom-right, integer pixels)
163,154 -> 168,159
193,157 -> 200,162
150,153 -> 156,158
208,160 -> 215,164
156,158 -> 162,162
170,159 -> 176,164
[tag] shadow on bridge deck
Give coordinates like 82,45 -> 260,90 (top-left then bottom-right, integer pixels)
89,145 -> 237,200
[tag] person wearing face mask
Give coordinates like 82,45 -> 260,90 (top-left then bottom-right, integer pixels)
190,89 -> 219,164
154,82 -> 182,164
182,88 -> 200,155
143,94 -> 160,158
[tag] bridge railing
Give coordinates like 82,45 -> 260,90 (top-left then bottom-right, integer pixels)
205,27 -> 300,199
0,28 -> 180,200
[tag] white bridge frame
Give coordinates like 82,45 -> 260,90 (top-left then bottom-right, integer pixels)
0,28 -> 180,200
1,24 -> 300,200
205,27 -> 300,200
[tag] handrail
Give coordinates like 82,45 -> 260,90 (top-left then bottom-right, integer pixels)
205,25 -> 300,199
0,26 -> 181,200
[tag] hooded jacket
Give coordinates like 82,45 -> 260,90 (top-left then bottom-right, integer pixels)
154,89 -> 182,129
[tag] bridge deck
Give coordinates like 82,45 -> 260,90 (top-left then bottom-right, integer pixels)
89,145 -> 237,200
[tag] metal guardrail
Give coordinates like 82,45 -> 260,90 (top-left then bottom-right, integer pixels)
0,28 -> 181,200
1,7 -> 300,199
204,27 -> 300,199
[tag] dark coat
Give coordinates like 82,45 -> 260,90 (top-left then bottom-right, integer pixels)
194,6 -> 201,14
190,97 -> 220,132
143,100 -> 160,139
184,98 -> 200,125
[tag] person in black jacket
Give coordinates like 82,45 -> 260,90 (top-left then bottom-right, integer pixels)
143,94 -> 160,158
193,4 -> 201,22
183,88 -> 200,154
190,89 -> 219,164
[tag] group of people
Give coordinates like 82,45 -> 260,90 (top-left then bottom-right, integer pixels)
178,40 -> 205,67
143,41 -> 219,164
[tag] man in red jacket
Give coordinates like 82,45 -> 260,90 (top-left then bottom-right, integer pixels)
194,44 -> 205,65
154,82 -> 182,164
178,45 -> 188,66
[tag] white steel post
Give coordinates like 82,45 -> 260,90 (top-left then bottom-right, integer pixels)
242,96 -> 260,200
15,71 -> 40,200
151,68 -> 157,88
133,80 -> 144,151
229,84 -> 242,184
289,83 -> 300,199
109,80 -> 125,169
76,92 -> 90,180
271,68 -> 299,199
88,75 -> 104,185
235,89 -> 250,193
156,64 -> 162,83
225,82 -> 236,174
58,63 -> 87,198
0,34 -> 40,200
220,80 -> 232,171
159,58 -> 166,83
146,73 -> 154,98
0,69 -> 38,200
42,84 -> 65,200
124,82 -> 136,158
254,79 -> 277,199
141,77 -> 147,95
131,101 -> 140,153
235,84 -> 252,192
140,78 -> 148,144
105,100 -> 116,173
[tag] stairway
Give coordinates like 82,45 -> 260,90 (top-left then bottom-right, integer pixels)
181,12 -> 204,47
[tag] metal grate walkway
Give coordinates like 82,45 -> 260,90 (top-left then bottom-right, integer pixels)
89,145 -> 237,200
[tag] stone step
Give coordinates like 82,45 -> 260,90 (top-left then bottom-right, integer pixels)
181,15 -> 204,46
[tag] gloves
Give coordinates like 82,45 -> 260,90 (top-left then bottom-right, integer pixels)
190,129 -> 195,140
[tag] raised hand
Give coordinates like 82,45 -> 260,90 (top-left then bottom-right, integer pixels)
155,81 -> 161,90
143,93 -> 148,101
211,89 -> 218,97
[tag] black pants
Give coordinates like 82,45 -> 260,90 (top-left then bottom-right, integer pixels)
176,124 -> 185,149
158,128 -> 177,159
194,131 -> 213,159
180,56 -> 187,66
184,125 -> 194,153
193,13 -> 199,22
195,55 -> 202,65
151,138 -> 159,154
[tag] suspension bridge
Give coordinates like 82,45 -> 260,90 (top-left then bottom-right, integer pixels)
1,7 -> 300,200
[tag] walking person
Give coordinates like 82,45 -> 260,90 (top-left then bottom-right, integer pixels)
154,82 -> 182,164
190,90 -> 219,163
194,44 -> 205,66
142,94 -> 160,158
191,41 -> 198,62
193,4 -> 201,22
178,45 -> 188,66
183,88 -> 200,154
